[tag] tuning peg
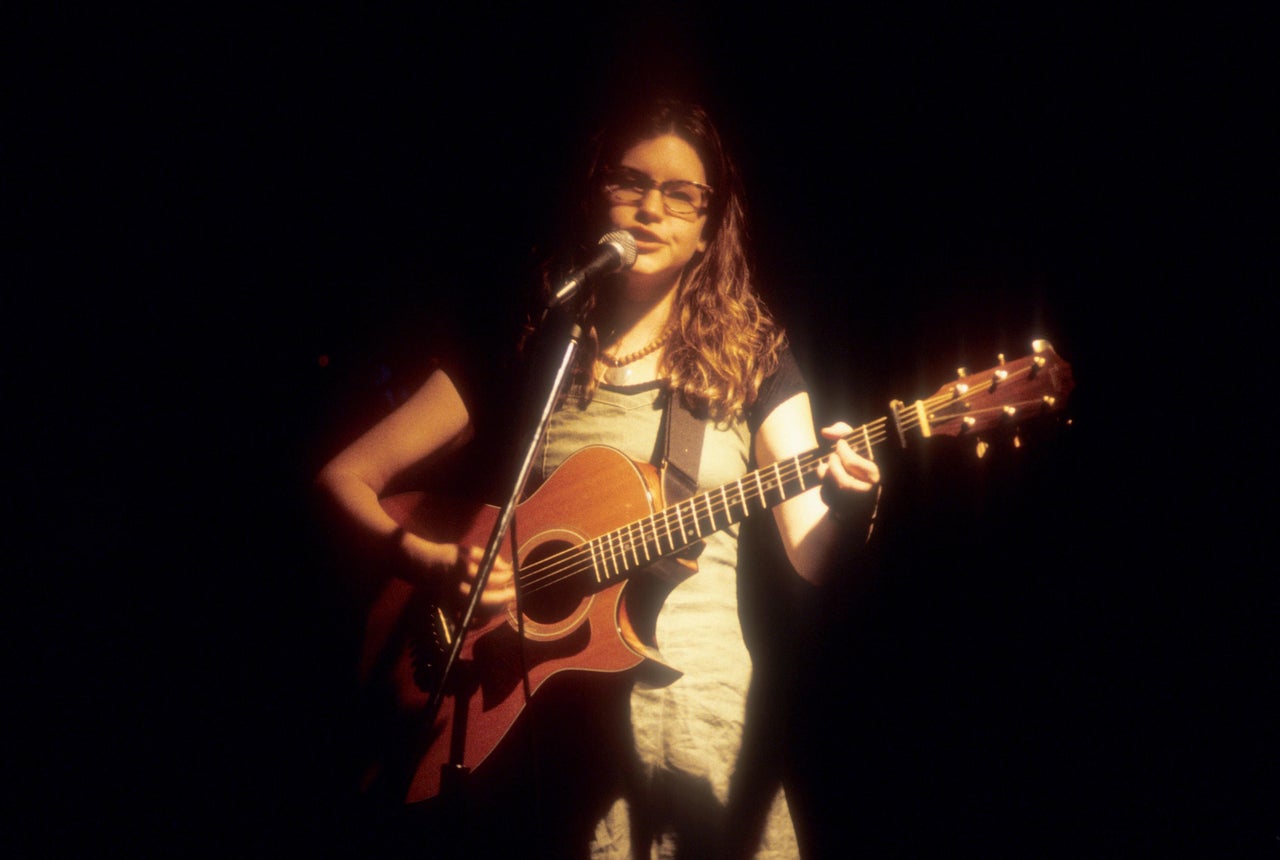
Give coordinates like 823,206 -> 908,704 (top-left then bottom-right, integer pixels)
954,382 -> 970,397
998,353 -> 1006,366
1030,355 -> 1047,378
1042,395 -> 1056,408
989,368 -> 1009,392
1003,406 -> 1017,418
956,366 -> 968,379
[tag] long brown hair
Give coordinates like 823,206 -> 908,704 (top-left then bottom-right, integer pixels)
558,99 -> 785,422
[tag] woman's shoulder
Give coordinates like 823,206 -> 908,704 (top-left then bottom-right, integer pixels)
429,302 -> 535,411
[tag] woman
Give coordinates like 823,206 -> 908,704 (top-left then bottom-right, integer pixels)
316,99 -> 879,858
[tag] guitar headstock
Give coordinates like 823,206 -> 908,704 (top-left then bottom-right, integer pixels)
911,339 -> 1075,440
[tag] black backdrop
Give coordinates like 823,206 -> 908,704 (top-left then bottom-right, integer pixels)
12,4 -> 1271,856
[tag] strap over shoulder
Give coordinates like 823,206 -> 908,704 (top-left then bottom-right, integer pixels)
659,388 -> 705,505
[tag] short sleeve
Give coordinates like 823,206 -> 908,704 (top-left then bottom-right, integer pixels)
746,345 -> 807,437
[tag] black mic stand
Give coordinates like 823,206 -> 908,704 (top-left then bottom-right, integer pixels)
425,305 -> 585,814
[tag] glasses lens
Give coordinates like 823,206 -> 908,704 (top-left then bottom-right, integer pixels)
661,182 -> 703,216
605,185 -> 643,205
603,170 -> 646,205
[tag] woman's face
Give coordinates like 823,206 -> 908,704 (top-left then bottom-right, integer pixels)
605,134 -> 709,291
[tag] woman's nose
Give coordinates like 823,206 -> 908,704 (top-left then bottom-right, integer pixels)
635,187 -> 664,221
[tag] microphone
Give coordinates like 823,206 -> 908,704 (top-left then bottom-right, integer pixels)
547,229 -> 638,308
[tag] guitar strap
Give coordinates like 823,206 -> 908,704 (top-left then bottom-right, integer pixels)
658,388 -> 705,507
603,387 -> 706,687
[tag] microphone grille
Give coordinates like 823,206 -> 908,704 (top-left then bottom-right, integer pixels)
599,229 -> 638,268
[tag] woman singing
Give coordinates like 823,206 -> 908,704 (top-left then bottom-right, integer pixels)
316,98 -> 879,858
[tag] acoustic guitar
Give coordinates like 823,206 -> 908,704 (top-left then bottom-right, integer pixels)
358,339 -> 1074,803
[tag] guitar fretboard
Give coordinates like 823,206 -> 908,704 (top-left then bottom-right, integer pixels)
515,341 -> 1068,596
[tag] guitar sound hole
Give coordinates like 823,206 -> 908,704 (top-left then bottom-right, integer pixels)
518,540 -> 585,625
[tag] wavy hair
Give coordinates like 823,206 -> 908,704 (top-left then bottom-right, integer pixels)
554,99 -> 786,422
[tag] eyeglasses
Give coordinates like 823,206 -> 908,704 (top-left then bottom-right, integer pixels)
601,168 -> 713,219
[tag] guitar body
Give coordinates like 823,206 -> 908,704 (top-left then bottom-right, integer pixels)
360,445 -> 693,804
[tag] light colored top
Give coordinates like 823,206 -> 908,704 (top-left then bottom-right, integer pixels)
539,381 -> 798,859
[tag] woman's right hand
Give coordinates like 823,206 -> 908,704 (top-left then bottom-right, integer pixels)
400,533 -> 516,612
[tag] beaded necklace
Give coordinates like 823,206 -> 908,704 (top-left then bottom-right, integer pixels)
598,333 -> 668,386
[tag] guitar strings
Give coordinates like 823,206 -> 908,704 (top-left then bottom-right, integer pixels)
512,361 -> 1043,597
514,393 -> 947,595
512,421 -> 892,596
518,398 -> 952,595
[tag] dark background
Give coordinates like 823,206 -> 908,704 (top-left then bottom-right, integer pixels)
11,4 -> 1270,856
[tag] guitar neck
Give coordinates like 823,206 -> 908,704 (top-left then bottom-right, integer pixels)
520,340 -> 1072,594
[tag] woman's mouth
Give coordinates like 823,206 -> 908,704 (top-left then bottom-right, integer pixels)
628,228 -> 663,250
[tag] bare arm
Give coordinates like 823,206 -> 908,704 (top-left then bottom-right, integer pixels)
754,392 -> 880,584
314,368 -> 515,606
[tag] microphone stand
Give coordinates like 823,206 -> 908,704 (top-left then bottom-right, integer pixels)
425,306 -> 584,799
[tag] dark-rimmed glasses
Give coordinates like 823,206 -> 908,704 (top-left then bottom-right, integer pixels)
601,168 -> 713,219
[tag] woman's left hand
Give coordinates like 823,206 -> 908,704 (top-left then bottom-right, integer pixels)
817,422 -> 881,507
